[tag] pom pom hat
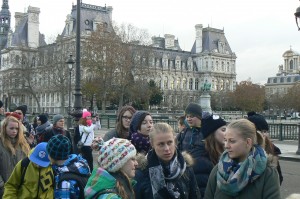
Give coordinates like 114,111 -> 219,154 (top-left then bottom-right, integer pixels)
98,138 -> 136,172
202,114 -> 227,139
82,108 -> 91,119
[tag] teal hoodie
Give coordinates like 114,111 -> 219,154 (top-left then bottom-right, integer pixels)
84,167 -> 135,199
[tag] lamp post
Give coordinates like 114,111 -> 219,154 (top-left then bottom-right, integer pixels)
66,54 -> 75,130
294,4 -> 300,154
71,0 -> 83,121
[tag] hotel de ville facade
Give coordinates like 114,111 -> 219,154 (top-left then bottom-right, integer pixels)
0,0 -> 237,114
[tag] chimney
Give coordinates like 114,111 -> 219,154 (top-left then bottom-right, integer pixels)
164,34 -> 175,49
14,12 -> 25,30
195,24 -> 203,53
27,6 -> 40,48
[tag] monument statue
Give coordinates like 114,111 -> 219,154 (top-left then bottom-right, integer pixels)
201,80 -> 211,92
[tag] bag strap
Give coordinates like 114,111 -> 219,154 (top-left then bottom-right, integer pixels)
19,157 -> 30,188
80,128 -> 89,144
92,188 -> 117,199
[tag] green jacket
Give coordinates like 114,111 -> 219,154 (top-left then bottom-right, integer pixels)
3,159 -> 54,199
204,164 -> 281,199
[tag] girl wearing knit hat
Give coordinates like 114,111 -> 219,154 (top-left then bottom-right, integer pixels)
84,138 -> 138,199
40,114 -> 72,149
202,114 -> 227,165
77,109 -> 95,171
129,111 -> 153,154
134,123 -> 201,199
103,105 -> 136,141
0,116 -> 30,197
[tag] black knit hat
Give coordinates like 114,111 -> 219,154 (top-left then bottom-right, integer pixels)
202,114 -> 227,139
247,112 -> 269,131
16,105 -> 27,115
185,103 -> 202,119
0,100 -> 3,108
46,135 -> 71,160
129,111 -> 149,133
37,114 -> 48,124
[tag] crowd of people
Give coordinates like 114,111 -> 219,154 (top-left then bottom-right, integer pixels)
0,99 -> 290,198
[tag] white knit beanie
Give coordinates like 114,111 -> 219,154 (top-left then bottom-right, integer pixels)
98,138 -> 136,172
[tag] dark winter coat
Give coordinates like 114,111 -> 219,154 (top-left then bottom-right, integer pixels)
177,127 -> 214,197
134,150 -> 201,199
204,163 -> 281,199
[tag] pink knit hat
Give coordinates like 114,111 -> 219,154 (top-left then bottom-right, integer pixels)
82,109 -> 91,118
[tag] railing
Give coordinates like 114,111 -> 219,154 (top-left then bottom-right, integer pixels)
100,117 -> 299,141
269,123 -> 300,141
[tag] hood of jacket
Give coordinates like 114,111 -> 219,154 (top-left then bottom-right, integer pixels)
55,154 -> 90,176
84,167 -> 117,199
36,121 -> 52,134
136,150 -> 194,170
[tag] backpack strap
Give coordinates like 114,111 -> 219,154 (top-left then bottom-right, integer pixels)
92,188 -> 117,199
19,157 -> 30,188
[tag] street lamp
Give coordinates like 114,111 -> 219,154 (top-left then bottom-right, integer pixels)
295,4 -> 300,30
72,0 -> 83,121
66,54 -> 75,130
294,4 -> 300,154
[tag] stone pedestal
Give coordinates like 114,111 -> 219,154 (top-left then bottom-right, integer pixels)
199,92 -> 212,113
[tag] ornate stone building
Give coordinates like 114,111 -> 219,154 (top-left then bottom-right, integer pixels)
0,1 -> 237,113
265,48 -> 300,97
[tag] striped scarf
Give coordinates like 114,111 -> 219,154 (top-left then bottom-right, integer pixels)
216,145 -> 267,196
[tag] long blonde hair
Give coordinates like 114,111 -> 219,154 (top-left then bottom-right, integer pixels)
0,116 -> 30,155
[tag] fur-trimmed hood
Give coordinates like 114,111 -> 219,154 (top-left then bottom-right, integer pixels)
136,150 -> 194,170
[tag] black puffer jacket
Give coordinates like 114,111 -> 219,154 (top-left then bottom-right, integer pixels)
177,127 -> 214,197
134,150 -> 201,199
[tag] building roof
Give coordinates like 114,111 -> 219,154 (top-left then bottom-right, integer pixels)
61,3 -> 113,37
191,26 -> 233,55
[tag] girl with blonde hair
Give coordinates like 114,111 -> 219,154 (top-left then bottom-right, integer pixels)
0,116 -> 30,197
205,119 -> 280,199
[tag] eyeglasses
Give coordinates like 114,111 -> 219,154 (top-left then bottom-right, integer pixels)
122,116 -> 132,121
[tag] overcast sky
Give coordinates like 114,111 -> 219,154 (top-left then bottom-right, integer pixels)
8,0 -> 300,84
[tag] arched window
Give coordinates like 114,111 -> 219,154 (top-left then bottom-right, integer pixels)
183,78 -> 187,90
15,55 -> 20,64
195,79 -> 199,90
290,60 -> 294,70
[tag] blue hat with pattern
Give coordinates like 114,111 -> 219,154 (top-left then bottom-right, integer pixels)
46,135 -> 71,160
29,142 -> 50,167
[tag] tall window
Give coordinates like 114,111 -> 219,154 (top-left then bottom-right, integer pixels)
195,79 -> 199,90
183,78 -> 187,90
189,78 -> 193,90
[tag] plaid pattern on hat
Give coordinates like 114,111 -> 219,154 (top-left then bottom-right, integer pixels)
46,135 -> 71,160
98,138 -> 136,172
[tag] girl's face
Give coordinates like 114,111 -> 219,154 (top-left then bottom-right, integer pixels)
139,115 -> 153,136
6,121 -> 19,139
214,125 -> 226,145
120,157 -> 138,178
151,131 -> 175,164
186,114 -> 201,127
224,128 -> 251,162
37,120 -> 42,125
121,110 -> 133,129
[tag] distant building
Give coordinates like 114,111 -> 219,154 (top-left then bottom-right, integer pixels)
0,1 -> 237,113
265,48 -> 300,97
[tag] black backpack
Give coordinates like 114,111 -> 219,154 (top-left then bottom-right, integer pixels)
73,126 -> 81,144
58,172 -> 90,199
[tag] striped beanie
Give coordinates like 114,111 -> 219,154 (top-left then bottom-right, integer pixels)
46,135 -> 71,160
98,138 -> 136,172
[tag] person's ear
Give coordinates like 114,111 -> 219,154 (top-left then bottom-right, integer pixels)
246,138 -> 252,148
